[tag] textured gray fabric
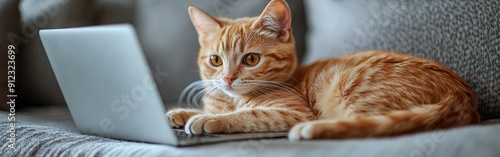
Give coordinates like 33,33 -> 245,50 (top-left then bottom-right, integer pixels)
1,106 -> 499,157
305,0 -> 500,119
484,119 -> 500,125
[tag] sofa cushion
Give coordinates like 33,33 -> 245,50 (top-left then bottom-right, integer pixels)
304,0 -> 500,119
135,0 -> 307,104
0,0 -> 21,111
1,106 -> 500,156
16,0 -> 95,106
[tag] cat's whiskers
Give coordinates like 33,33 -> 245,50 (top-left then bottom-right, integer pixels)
178,80 -> 217,107
192,86 -> 218,108
186,84 -> 207,107
180,79 -> 306,108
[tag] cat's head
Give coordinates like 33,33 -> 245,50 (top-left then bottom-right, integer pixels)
188,0 -> 297,97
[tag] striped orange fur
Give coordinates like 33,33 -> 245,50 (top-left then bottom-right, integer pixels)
166,0 -> 481,140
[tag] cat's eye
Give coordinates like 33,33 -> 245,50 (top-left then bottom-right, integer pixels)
242,53 -> 260,66
210,55 -> 223,66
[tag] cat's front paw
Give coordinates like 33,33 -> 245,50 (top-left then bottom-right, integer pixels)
288,121 -> 320,141
185,114 -> 225,134
166,109 -> 198,128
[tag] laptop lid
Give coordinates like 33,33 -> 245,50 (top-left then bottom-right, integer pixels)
40,24 -> 178,145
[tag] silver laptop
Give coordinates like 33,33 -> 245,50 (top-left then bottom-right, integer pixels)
39,24 -> 287,146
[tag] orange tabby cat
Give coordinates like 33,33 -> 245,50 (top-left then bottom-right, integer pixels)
166,0 -> 481,140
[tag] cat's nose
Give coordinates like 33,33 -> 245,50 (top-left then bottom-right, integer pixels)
224,76 -> 238,86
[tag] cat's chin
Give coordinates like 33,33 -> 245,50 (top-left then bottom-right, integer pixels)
220,89 -> 249,98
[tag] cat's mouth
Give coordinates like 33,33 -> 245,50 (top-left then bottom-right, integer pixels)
221,84 -> 239,92
219,84 -> 250,97
222,84 -> 234,90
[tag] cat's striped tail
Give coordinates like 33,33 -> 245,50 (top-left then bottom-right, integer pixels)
288,94 -> 481,140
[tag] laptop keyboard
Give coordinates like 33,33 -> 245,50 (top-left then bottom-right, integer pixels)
173,129 -> 219,138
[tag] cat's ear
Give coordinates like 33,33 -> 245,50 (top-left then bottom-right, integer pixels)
251,0 -> 292,42
188,5 -> 221,47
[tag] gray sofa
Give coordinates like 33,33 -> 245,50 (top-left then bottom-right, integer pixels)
1,0 -> 499,156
